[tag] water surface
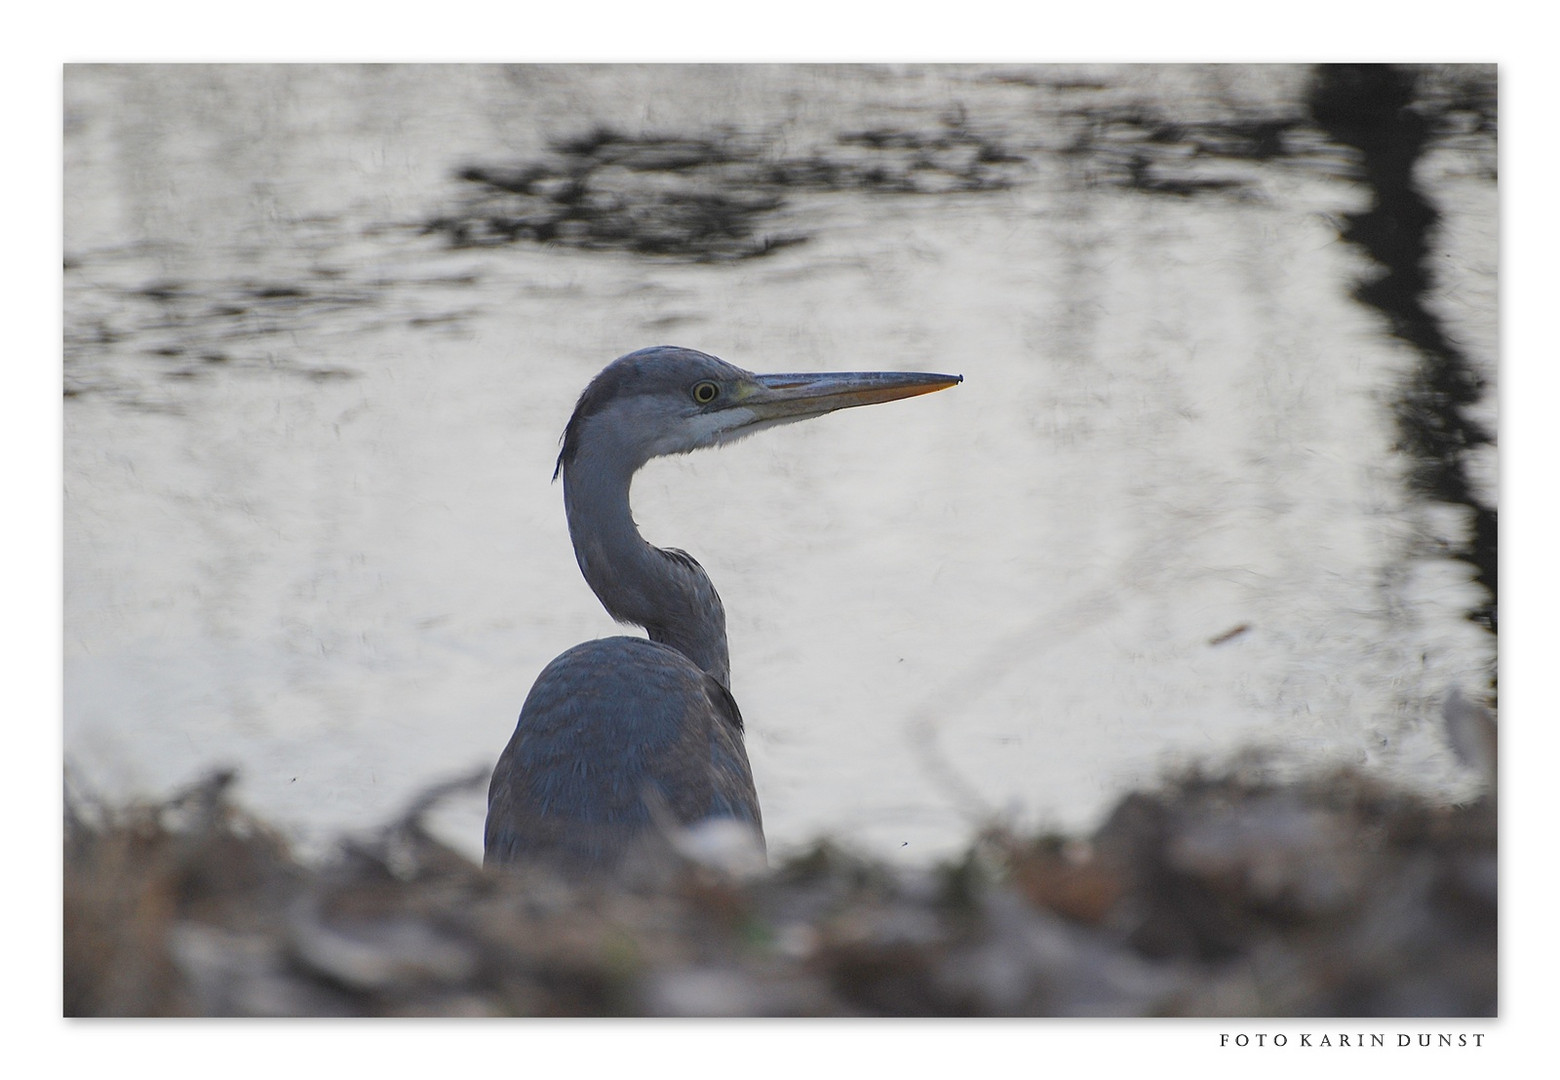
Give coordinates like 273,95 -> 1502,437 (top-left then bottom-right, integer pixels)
63,63 -> 1497,863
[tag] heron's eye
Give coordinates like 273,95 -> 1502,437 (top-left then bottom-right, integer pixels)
691,380 -> 720,405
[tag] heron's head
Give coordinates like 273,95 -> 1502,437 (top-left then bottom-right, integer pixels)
555,346 -> 961,480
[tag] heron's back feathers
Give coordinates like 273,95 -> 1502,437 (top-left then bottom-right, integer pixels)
484,636 -> 761,870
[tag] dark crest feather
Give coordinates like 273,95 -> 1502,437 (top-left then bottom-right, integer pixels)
552,346 -> 739,480
554,372 -> 619,479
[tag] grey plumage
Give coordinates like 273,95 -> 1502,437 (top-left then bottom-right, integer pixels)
484,346 -> 960,872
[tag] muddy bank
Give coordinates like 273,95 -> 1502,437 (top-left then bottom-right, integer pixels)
64,751 -> 1494,1018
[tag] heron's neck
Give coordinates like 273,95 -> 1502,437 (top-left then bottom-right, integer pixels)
561,451 -> 732,687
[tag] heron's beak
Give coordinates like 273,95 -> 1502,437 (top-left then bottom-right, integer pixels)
740,370 -> 962,423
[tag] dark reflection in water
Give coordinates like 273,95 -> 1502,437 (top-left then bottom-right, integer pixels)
427,98 -> 1321,262
424,113 -> 1029,260
1059,105 -> 1302,197
1308,64 -> 1498,639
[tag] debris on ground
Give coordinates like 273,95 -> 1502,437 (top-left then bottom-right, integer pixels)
64,756 -> 1495,1017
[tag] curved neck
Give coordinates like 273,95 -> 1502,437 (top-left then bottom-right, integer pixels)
561,447 -> 731,688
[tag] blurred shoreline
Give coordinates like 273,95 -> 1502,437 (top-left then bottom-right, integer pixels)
64,735 -> 1495,1018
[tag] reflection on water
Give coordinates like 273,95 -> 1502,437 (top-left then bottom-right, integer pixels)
1308,64 -> 1498,638
63,64 -> 1497,863
430,113 -> 1027,260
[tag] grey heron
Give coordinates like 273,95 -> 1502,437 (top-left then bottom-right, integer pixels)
484,346 -> 961,871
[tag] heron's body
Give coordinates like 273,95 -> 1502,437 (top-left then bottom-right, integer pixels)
484,346 -> 959,872
485,636 -> 758,866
